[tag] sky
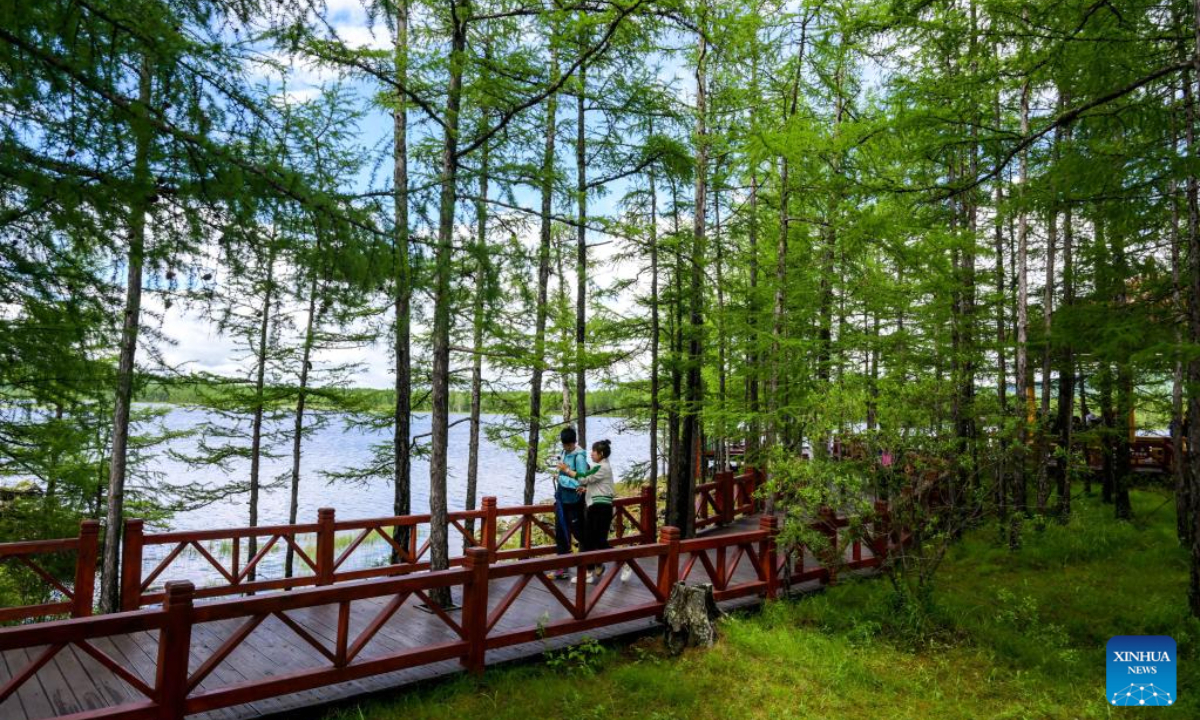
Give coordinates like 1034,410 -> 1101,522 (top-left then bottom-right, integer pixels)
151,1 -> 680,390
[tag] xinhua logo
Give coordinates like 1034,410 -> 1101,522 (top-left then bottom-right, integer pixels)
1107,636 -> 1177,706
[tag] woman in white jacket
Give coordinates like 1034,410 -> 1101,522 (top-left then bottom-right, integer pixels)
558,439 -> 614,583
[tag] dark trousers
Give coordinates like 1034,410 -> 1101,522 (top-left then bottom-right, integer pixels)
554,492 -> 585,555
583,503 -> 613,568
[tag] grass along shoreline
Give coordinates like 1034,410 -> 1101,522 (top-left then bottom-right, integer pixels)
303,489 -> 1198,719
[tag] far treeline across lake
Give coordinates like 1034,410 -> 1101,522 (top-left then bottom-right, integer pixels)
3,0 -> 1200,717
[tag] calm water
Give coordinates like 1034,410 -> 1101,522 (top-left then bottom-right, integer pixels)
154,407 -> 649,530
136,407 -> 649,591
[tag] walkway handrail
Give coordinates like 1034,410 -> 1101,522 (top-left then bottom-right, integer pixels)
0,520 -> 98,622
0,503 -> 910,720
119,485 -> 666,610
0,468 -> 762,619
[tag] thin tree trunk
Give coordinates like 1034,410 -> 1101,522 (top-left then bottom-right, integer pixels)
747,170 -> 760,462
714,174 -> 727,472
994,92 -> 1009,540
286,257 -> 320,579
524,50 -> 558,506
101,57 -> 152,613
575,59 -> 588,449
1012,75 -> 1031,549
1185,0 -> 1200,616
667,177 -> 683,520
428,1 -> 466,606
1055,128 -> 1075,524
246,247 -> 277,583
392,0 -> 414,556
1036,189 -> 1057,527
465,127 -> 490,549
648,150 -> 661,501
675,23 -> 707,538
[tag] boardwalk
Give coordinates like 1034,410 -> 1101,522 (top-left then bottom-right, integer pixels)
0,474 -> 898,720
3,516 -> 847,720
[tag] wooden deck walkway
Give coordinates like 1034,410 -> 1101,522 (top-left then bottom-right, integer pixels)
0,513 -> 885,720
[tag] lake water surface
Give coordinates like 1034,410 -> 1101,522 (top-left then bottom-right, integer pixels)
133,407 -> 648,591
154,407 -> 651,531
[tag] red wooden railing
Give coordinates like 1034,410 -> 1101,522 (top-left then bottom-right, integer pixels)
695,470 -> 759,530
0,520 -> 98,622
119,487 -> 662,610
0,502 -> 906,720
0,471 -> 764,620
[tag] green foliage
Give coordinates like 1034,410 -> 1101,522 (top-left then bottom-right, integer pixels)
316,493 -> 1199,720
544,636 -> 607,676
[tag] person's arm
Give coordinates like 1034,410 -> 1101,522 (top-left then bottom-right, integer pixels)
569,464 -> 601,485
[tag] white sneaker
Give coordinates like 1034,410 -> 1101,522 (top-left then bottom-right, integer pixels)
620,565 -> 633,583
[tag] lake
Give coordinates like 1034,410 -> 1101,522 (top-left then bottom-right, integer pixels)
132,407 -> 650,592
153,406 -> 651,531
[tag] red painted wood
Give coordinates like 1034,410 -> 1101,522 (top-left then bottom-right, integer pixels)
482,497 -> 498,562
460,548 -> 489,674
657,526 -> 680,606
316,508 -> 335,586
155,582 -> 193,720
72,521 -> 99,618
758,515 -> 779,600
119,520 -> 144,613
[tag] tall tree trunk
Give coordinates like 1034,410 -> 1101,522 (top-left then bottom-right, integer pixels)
667,177 -> 683,520
392,0 -> 414,556
1011,75 -> 1031,549
1055,119 -> 1075,524
247,247 -> 277,583
994,91 -> 1009,540
673,25 -> 707,538
465,129 -> 490,549
648,140 -> 661,498
523,49 -> 558,506
1185,0 -> 1200,616
286,255 -> 321,578
428,1 -> 466,605
101,57 -> 152,613
1036,185 -> 1057,528
575,59 -> 588,448
714,173 -> 727,472
747,170 -> 761,462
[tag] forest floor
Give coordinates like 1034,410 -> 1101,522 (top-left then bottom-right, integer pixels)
310,488 -> 1199,720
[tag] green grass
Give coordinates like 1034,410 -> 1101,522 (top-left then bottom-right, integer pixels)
309,489 -> 1199,720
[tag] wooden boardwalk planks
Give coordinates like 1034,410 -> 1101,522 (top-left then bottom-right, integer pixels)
0,515 -> 880,720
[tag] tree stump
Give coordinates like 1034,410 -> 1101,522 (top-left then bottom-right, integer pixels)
662,582 -> 723,655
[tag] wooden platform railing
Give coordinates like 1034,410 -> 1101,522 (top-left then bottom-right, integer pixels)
120,487 -> 667,610
0,520 -> 98,622
0,502 -> 906,720
695,470 -> 760,530
0,470 -> 761,619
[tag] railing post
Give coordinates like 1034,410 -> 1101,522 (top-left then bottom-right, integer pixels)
156,581 -> 194,720
482,497 -> 498,562
120,519 -> 144,612
741,467 -> 756,514
73,520 -> 99,617
460,548 -> 490,674
656,526 -> 680,610
640,485 -> 657,543
758,515 -> 779,600
717,472 -> 734,525
316,508 -> 335,586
